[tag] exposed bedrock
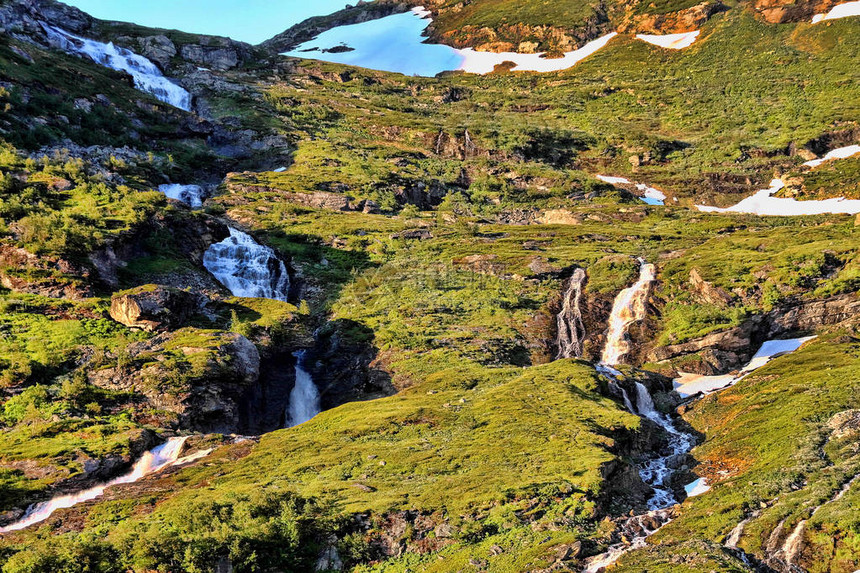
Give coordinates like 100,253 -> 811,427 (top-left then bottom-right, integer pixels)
310,319 -> 397,410
648,293 -> 860,374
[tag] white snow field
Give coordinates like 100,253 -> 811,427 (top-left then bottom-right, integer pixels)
812,1 -> 860,22
635,30 -> 700,49
285,8 -> 700,76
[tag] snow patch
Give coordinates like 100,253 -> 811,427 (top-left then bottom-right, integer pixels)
41,24 -> 191,110
284,8 -> 617,76
458,33 -> 617,74
812,1 -> 860,22
674,336 -> 816,398
684,477 -> 711,497
636,30 -> 700,49
802,144 -> 860,168
597,174 -> 667,205
697,178 -> 860,216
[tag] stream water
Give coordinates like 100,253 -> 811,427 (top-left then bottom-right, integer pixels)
565,259 -> 815,571
158,184 -> 207,208
0,437 -> 192,533
41,24 -> 191,110
203,228 -> 291,301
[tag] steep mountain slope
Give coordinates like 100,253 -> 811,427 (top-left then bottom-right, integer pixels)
0,0 -> 857,571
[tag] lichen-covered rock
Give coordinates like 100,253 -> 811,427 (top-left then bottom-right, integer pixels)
110,285 -> 202,332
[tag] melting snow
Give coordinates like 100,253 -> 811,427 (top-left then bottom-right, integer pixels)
684,477 -> 711,497
458,33 -> 618,74
284,7 -> 618,76
697,178 -> 860,216
636,30 -> 700,49
674,336 -> 816,398
41,24 -> 191,110
597,174 -> 667,205
802,144 -> 860,168
812,1 -> 860,22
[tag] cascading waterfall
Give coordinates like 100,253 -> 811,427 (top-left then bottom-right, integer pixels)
0,437 -> 193,533
159,184 -> 207,208
601,259 -> 656,366
287,351 -> 321,427
203,228 -> 291,300
41,24 -> 192,110
634,382 -> 697,510
556,268 -> 588,359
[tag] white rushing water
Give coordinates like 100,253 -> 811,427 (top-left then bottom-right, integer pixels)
596,175 -> 667,205
812,1 -> 860,22
287,351 -> 321,427
158,184 -> 207,208
674,336 -> 816,398
0,437 -> 193,533
601,259 -> 657,366
203,228 -> 291,300
556,268 -> 588,359
41,24 -> 191,110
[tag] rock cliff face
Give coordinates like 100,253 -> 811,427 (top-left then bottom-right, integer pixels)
752,0 -> 841,23
311,319 -> 397,409
0,245 -> 94,300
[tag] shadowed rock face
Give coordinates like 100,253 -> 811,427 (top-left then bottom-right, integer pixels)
110,285 -> 202,332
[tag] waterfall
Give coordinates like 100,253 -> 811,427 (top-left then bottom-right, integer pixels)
0,437 -> 192,533
203,228 -> 290,300
159,184 -> 207,208
634,382 -> 656,416
41,24 -> 191,111
287,351 -> 321,427
556,268 -> 588,359
583,380 -> 697,571
601,259 -> 656,366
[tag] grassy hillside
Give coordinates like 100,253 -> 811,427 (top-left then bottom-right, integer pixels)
0,0 -> 858,571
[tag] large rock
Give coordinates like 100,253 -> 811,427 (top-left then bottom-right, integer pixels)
110,285 -> 201,332
689,268 -> 733,307
136,35 -> 177,69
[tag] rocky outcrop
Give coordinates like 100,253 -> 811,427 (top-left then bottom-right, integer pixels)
89,329 -> 262,433
110,285 -> 202,332
89,212 -> 229,289
752,0 -> 841,23
311,319 -> 396,409
0,244 -> 93,299
619,1 -> 728,33
649,294 -> 860,374
689,268 -> 733,307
